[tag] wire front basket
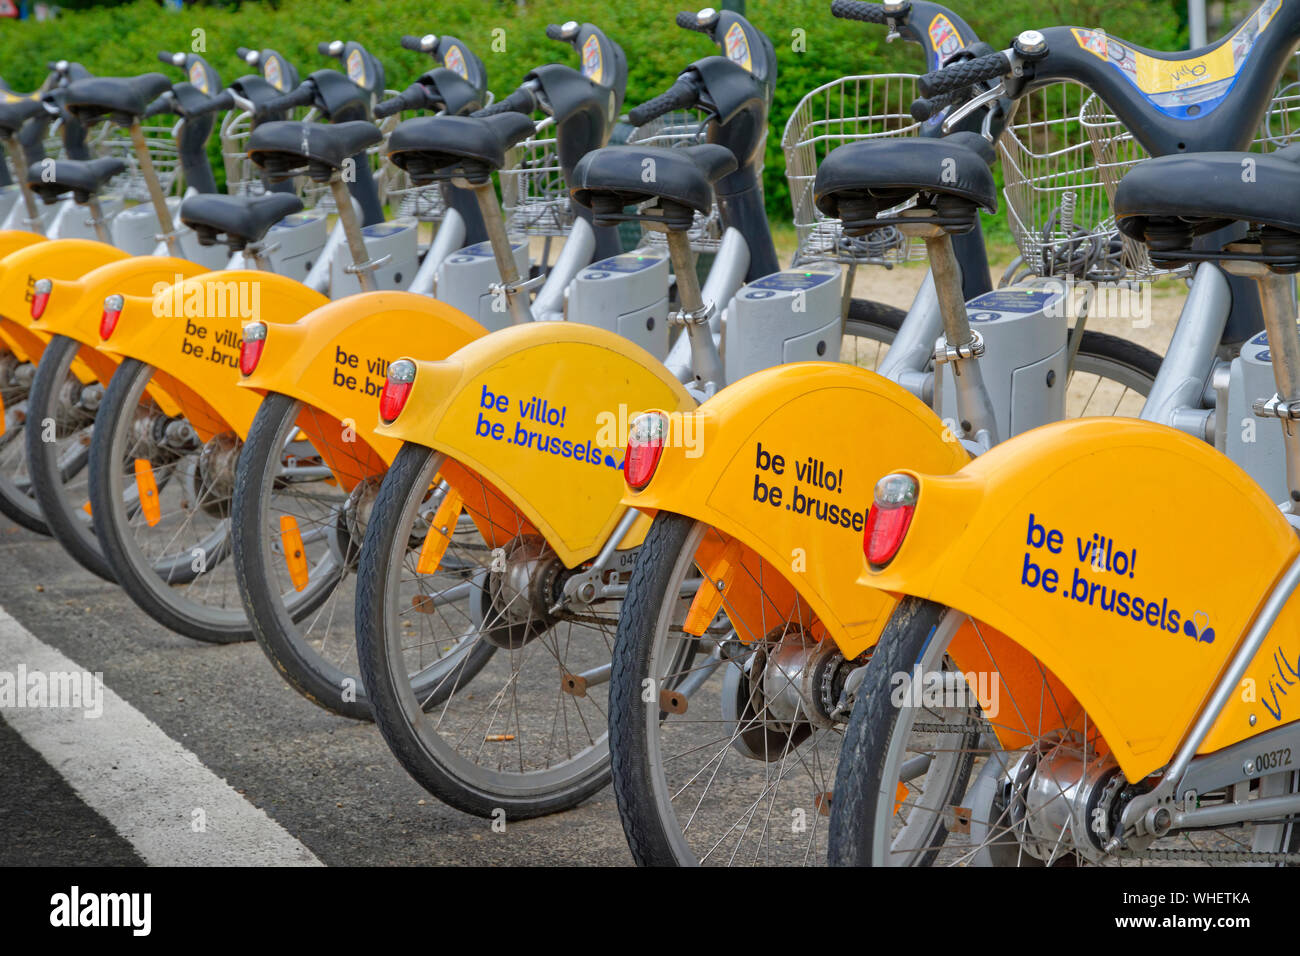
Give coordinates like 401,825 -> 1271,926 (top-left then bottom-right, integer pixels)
783,73 -> 926,268
500,128 -> 571,238
1003,66 -> 1300,282
92,121 -> 181,201
625,109 -> 739,254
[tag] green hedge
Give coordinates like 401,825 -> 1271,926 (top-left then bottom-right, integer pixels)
0,0 -> 1187,227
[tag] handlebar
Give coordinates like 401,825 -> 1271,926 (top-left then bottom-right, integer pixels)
474,86 -> 536,117
545,23 -> 567,41
143,93 -> 174,119
259,81 -> 314,116
910,89 -> 965,123
829,0 -> 893,24
317,41 -> 338,57
675,11 -> 712,33
190,89 -> 235,118
375,84 -> 426,118
627,74 -> 699,127
401,34 -> 435,52
918,50 -> 1011,97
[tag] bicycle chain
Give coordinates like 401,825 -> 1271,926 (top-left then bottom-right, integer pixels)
1118,846 -> 1300,863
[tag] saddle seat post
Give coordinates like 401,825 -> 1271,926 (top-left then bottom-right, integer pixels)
659,222 -> 723,393
4,134 -> 45,233
1228,261 -> 1300,509
458,174 -> 534,325
128,119 -> 181,257
909,217 -> 999,449
326,171 -> 378,293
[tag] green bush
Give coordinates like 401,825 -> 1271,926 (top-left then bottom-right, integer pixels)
0,0 -> 1188,231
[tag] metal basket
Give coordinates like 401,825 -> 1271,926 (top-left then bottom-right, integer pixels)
500,125 -> 572,238
624,109 -> 740,254
90,120 -> 181,201
220,107 -> 266,197
1004,67 -> 1300,282
782,73 -> 926,268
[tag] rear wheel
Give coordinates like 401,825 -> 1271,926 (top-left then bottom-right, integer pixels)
609,514 -> 879,865
829,598 -> 1300,866
0,345 -> 48,534
232,394 -> 465,719
355,443 -> 615,819
25,334 -> 113,580
88,359 -> 262,643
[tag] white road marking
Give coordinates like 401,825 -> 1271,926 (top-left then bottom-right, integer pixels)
0,607 -> 321,866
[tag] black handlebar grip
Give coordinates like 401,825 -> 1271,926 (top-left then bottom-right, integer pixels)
190,89 -> 235,118
829,0 -> 888,23
157,51 -> 177,66
401,34 -> 429,52
474,87 -> 536,117
545,23 -> 566,41
143,93 -> 174,119
919,51 -> 1011,97
628,76 -> 699,127
236,46 -> 254,59
261,82 -> 314,115
375,86 -> 424,118
676,11 -> 712,32
317,41 -> 338,57
910,90 -> 963,123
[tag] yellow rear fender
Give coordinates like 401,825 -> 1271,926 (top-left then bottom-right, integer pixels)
376,322 -> 695,567
863,418 -> 1300,782
623,362 -> 970,658
239,291 -> 486,477
98,271 -> 327,440
0,238 -> 127,330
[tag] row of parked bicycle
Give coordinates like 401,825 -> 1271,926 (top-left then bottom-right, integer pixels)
2,0 -> 1299,865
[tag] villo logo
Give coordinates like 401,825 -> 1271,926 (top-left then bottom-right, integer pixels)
49,886 -> 151,936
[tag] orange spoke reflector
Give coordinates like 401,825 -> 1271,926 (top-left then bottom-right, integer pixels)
894,781 -> 910,816
82,500 -> 92,516
485,734 -> 515,742
133,458 -> 160,527
683,538 -> 743,636
0,390 -> 5,436
279,515 -> 309,592
416,488 -> 463,575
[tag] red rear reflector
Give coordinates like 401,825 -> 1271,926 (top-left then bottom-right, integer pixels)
99,293 -> 124,340
624,411 -> 669,491
239,321 -> 268,376
30,278 -> 52,319
379,358 -> 417,423
864,473 -> 918,569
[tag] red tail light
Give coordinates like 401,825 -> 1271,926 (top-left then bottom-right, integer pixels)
625,411 -> 669,491
30,278 -> 52,319
99,294 -> 124,340
238,321 -> 268,376
864,473 -> 918,569
379,358 -> 417,423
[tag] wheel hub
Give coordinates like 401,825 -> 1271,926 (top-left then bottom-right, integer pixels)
1004,734 -> 1119,863
484,535 -> 564,643
194,432 -> 241,517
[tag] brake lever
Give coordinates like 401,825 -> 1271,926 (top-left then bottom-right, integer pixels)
941,81 -> 1007,136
